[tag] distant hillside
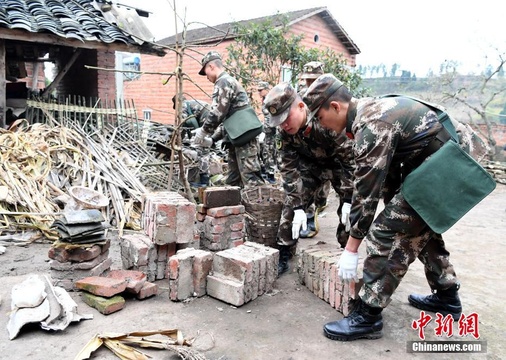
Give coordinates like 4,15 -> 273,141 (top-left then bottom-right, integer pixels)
359,75 -> 506,125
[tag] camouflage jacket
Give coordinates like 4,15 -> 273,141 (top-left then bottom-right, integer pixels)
181,100 -> 210,129
202,72 -> 250,134
277,116 -> 355,209
348,96 -> 490,239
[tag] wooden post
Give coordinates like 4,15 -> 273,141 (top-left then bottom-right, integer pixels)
0,39 -> 6,128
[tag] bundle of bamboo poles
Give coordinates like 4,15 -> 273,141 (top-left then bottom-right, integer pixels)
0,120 -> 147,241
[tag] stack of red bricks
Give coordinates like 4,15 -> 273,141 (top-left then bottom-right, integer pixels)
49,239 -> 112,291
167,247 -> 213,301
119,191 -> 198,281
206,241 -> 279,307
297,243 -> 364,316
75,269 -> 158,315
195,186 -> 245,251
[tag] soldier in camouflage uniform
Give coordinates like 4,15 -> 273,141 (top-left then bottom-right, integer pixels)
303,73 -> 491,341
297,61 -> 332,238
172,95 -> 212,186
263,82 -> 355,276
257,81 -> 277,183
193,51 -> 265,188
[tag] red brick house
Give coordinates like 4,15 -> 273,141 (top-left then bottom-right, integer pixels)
123,7 -> 360,125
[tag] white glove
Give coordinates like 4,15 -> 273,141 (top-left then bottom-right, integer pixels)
338,249 -> 359,283
201,137 -> 213,147
192,128 -> 210,146
292,209 -> 307,239
341,202 -> 351,232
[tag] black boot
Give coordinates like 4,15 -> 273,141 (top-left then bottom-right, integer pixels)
190,173 -> 210,188
299,216 -> 317,238
324,299 -> 383,341
408,283 -> 462,321
277,246 -> 291,276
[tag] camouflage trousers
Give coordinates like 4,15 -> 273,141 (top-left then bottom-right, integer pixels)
359,191 -> 458,308
277,162 -> 348,248
197,147 -> 210,174
261,126 -> 277,176
226,138 -> 266,188
306,180 -> 331,218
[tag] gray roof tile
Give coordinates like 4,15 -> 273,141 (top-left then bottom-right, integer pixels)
0,0 -> 161,52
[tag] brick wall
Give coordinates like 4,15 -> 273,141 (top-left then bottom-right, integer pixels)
96,50 -> 116,101
56,49 -> 116,100
123,14 -> 357,125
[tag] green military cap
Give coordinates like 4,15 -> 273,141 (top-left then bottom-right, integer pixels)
301,61 -> 324,80
257,81 -> 270,91
303,73 -> 344,119
263,82 -> 297,126
199,51 -> 221,76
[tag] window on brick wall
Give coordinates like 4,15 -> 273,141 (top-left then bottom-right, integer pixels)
123,54 -> 141,81
143,109 -> 152,121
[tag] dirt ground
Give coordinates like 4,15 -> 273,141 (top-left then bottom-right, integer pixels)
0,185 -> 505,360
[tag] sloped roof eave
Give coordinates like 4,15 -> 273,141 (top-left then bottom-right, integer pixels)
158,7 -> 360,55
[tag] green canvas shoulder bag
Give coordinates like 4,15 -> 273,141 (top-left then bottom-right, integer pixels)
382,95 -> 496,233
223,106 -> 263,147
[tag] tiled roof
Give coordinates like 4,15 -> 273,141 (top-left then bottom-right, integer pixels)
0,0 -> 163,54
158,7 -> 360,55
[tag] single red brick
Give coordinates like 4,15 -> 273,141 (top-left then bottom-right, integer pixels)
136,282 -> 158,299
48,244 -> 101,263
230,231 -> 244,240
75,276 -> 127,297
206,205 -> 245,218
168,257 -> 179,279
232,239 -> 244,247
202,186 -> 241,208
210,224 -> 226,234
81,292 -> 125,315
230,221 -> 244,231
106,269 -> 147,294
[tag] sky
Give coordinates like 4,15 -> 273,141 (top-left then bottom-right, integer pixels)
120,0 -> 505,76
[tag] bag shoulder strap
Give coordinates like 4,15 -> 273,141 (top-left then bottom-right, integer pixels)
380,94 -> 459,142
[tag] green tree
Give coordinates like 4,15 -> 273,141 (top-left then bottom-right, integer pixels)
225,16 -> 304,91
390,63 -> 399,77
225,16 -> 365,100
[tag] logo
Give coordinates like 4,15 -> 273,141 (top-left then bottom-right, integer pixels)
407,311 -> 486,354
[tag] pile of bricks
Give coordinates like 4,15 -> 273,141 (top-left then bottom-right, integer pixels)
206,242 -> 279,306
195,186 -> 245,251
48,239 -> 113,291
142,191 -> 196,248
167,248 -> 213,301
297,243 -> 364,316
119,191 -> 198,281
75,269 -> 158,315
